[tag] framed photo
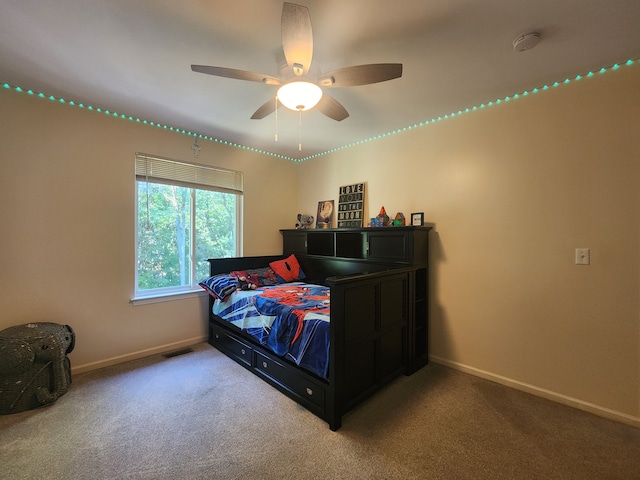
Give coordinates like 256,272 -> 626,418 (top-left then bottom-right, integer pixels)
316,200 -> 334,229
337,182 -> 365,228
411,212 -> 424,226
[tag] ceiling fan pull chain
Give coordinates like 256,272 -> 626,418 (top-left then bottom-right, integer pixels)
298,109 -> 302,151
274,95 -> 278,142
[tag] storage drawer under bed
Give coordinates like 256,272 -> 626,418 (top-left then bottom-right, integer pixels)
210,323 -> 253,367
254,351 -> 325,410
209,321 -> 326,412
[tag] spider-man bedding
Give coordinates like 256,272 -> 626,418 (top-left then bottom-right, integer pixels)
212,283 -> 331,379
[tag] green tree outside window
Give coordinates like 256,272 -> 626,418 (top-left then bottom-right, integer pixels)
137,181 -> 237,292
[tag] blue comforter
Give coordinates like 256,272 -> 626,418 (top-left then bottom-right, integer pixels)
212,283 -> 331,379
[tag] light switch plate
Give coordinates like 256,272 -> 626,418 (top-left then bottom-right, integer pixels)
575,248 -> 590,265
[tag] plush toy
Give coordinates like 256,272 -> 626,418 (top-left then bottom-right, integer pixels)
236,276 -> 256,291
295,213 -> 314,229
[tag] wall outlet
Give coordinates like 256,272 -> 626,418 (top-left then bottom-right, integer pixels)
575,248 -> 590,265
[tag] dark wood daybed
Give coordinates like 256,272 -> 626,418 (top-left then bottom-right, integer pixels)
206,226 -> 430,430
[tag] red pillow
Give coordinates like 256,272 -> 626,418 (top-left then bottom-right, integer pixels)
269,254 -> 306,283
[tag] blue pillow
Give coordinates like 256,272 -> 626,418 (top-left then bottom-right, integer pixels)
199,274 -> 238,300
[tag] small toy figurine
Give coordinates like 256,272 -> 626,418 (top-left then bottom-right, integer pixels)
377,206 -> 390,226
295,213 -> 314,229
236,276 -> 257,291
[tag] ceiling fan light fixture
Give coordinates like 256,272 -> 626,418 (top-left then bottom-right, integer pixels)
277,80 -> 323,111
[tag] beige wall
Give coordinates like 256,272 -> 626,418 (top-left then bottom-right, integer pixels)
295,65 -> 640,424
0,91 -> 297,371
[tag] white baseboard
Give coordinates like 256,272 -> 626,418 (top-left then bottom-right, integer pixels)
71,335 -> 208,375
429,355 -> 640,429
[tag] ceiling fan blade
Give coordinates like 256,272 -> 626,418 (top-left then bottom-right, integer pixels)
251,98 -> 281,119
191,65 -> 281,85
319,64 -> 403,87
316,94 -> 349,121
281,2 -> 313,76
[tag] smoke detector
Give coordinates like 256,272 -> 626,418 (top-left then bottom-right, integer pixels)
513,32 -> 541,52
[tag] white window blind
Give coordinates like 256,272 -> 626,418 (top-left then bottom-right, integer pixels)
135,153 -> 243,194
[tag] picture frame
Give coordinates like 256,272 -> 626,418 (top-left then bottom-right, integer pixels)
337,182 -> 365,228
411,212 -> 424,226
316,200 -> 334,229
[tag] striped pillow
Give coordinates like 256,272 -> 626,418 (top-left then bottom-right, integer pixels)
199,274 -> 238,300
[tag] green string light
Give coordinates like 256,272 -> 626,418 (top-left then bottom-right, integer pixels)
2,56 -> 638,163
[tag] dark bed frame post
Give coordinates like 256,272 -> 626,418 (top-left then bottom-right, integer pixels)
327,280 -> 345,431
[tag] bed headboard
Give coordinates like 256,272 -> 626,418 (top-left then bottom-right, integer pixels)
207,255 -> 284,276
207,254 -> 392,286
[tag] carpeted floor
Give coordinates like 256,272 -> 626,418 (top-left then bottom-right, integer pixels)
1,342 -> 639,479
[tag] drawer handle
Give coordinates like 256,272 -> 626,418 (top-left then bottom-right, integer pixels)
241,348 -> 245,355
262,361 -> 268,368
215,334 -> 219,339
306,387 -> 313,396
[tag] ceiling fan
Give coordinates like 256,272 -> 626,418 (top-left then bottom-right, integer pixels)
191,2 -> 402,122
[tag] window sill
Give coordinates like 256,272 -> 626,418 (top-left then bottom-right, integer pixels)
131,289 -> 207,306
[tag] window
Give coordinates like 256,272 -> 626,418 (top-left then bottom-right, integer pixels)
134,153 -> 242,299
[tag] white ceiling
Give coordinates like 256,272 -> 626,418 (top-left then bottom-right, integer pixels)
1,0 -> 639,160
